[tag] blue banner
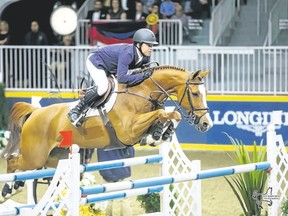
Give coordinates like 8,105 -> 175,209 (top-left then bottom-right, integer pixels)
165,96 -> 288,149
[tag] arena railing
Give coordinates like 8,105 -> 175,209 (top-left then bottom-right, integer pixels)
0,45 -> 287,95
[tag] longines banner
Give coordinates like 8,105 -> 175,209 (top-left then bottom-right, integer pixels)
6,93 -> 288,150
165,95 -> 288,150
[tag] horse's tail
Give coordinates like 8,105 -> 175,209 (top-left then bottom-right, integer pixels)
1,102 -> 39,159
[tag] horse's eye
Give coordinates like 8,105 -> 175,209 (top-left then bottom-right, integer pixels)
192,92 -> 198,97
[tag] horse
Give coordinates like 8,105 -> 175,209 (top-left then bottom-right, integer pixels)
1,65 -> 213,199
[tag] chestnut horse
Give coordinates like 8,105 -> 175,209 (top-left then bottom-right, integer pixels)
1,66 -> 213,199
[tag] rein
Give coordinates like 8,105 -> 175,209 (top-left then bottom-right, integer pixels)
115,88 -> 163,109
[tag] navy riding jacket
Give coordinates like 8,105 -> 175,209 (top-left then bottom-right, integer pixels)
97,147 -> 135,182
89,44 -> 150,86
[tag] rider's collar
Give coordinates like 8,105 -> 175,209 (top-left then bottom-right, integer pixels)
135,46 -> 143,64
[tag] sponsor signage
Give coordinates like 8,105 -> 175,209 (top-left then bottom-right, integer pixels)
166,95 -> 288,149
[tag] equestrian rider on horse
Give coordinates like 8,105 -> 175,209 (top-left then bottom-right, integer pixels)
68,28 -> 159,126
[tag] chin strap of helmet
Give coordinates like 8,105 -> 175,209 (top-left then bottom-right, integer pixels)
136,42 -> 146,57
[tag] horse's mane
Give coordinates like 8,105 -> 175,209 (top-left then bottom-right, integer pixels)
154,65 -> 186,72
131,65 -> 186,75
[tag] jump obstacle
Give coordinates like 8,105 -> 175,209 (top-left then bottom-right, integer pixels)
0,112 -> 287,216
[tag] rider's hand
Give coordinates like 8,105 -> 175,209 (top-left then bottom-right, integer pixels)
78,89 -> 86,99
143,69 -> 153,79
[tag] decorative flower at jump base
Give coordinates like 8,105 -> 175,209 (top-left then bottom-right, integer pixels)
58,172 -> 107,215
80,173 -> 107,216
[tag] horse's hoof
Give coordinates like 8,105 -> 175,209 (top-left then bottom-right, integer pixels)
152,131 -> 162,140
139,136 -> 147,146
162,122 -> 175,141
152,123 -> 164,140
1,183 -> 12,197
14,181 -> 25,190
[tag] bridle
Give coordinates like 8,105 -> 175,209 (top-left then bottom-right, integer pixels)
149,73 -> 210,126
177,75 -> 210,125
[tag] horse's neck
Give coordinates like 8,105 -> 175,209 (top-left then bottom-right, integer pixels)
139,68 -> 186,102
151,68 -> 185,90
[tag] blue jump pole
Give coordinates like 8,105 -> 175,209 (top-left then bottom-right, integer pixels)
81,162 -> 271,195
0,155 -> 163,182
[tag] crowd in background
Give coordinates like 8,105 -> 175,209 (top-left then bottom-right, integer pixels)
0,0 -> 216,47
0,0 -> 218,91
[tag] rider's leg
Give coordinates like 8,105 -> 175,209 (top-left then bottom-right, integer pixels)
68,55 -> 108,126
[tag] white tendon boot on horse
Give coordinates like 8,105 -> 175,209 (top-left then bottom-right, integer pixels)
144,120 -> 179,146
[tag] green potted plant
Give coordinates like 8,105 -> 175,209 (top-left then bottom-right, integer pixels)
281,199 -> 288,216
137,191 -> 160,213
137,184 -> 177,214
224,133 -> 268,216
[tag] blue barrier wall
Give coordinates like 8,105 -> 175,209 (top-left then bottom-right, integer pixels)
5,92 -> 288,150
166,95 -> 288,150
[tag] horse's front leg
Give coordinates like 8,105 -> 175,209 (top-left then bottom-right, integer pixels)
130,109 -> 181,146
144,116 -> 181,146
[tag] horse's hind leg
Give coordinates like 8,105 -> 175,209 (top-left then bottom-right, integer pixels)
1,155 -> 25,200
2,153 -> 46,198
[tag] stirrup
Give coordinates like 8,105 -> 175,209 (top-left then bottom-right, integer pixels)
71,112 -> 86,127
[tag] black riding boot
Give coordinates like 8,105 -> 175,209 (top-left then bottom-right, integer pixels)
68,86 -> 100,127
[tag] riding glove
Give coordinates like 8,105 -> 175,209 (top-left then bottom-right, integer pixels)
143,69 -> 153,79
127,69 -> 153,87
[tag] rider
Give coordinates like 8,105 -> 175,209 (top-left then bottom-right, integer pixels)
68,28 -> 159,126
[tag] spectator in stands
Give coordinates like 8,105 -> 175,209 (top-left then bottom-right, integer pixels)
0,20 -> 10,45
106,0 -> 127,20
171,3 -> 190,37
147,3 -> 160,40
159,0 -> 175,19
97,147 -> 135,216
86,0 -> 107,46
141,0 -> 161,14
23,21 -> 48,88
23,21 -> 48,45
50,35 -> 74,88
134,1 -> 148,21
86,0 -> 108,22
122,0 -> 136,20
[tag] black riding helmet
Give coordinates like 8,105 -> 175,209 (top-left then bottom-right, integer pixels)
133,28 -> 159,45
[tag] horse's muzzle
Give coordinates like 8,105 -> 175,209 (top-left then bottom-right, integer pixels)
196,122 -> 212,132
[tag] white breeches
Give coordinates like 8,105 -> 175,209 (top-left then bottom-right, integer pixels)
86,55 -> 109,96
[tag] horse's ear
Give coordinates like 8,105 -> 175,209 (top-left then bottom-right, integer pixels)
200,69 -> 209,78
191,69 -> 201,80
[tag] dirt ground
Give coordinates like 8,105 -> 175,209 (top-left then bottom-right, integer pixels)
0,148 -> 265,216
